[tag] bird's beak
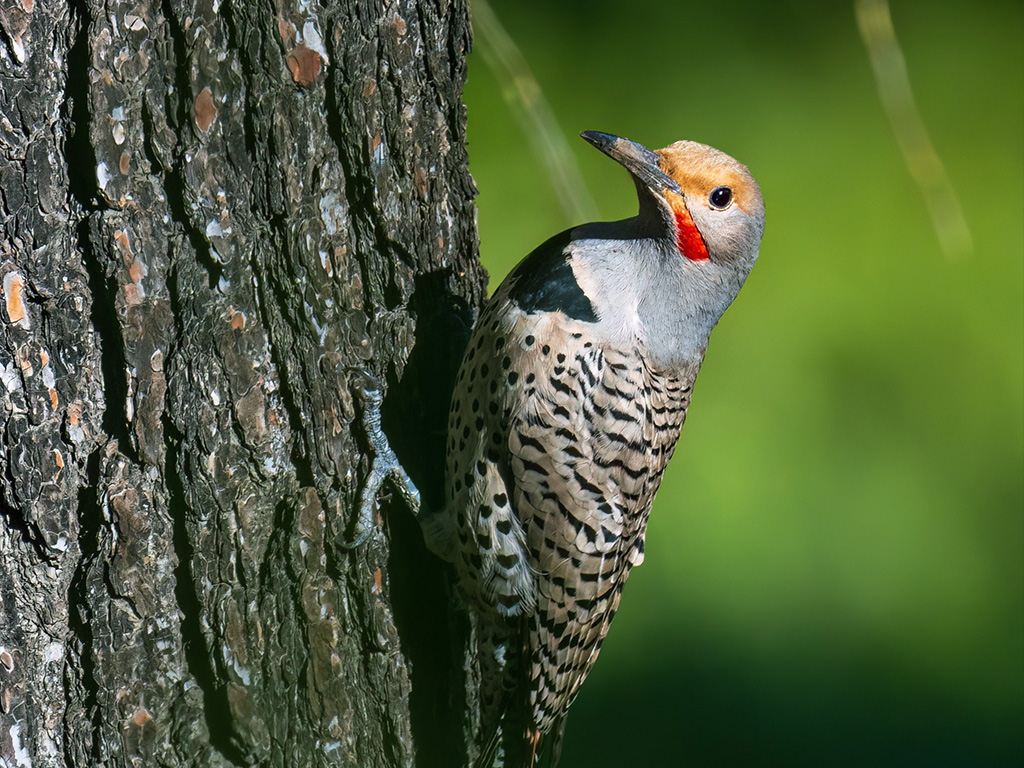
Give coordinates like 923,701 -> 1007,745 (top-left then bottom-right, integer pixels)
580,131 -> 681,195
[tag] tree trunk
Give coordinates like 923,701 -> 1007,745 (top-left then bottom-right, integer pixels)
0,1 -> 485,766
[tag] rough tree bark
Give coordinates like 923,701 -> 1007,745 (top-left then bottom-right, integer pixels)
0,0 -> 486,766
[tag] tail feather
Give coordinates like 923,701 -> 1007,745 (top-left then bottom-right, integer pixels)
475,617 -> 546,768
476,724 -> 504,768
486,716 -> 566,768
532,715 -> 568,768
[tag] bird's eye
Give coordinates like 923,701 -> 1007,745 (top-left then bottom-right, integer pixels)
709,186 -> 732,209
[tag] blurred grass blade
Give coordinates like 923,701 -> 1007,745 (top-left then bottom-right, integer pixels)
856,0 -> 972,259
472,0 -> 597,223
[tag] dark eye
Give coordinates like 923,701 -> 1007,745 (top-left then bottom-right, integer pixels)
709,186 -> 732,209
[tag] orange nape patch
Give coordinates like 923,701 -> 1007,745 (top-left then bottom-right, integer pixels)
674,207 -> 709,261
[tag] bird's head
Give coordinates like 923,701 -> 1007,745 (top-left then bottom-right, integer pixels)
579,130 -> 765,367
581,130 -> 764,275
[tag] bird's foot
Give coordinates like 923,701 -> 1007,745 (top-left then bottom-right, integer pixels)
343,373 -> 421,549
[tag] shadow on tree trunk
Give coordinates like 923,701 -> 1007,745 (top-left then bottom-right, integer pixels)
385,269 -> 479,768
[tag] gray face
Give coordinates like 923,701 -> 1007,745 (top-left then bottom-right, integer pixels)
572,134 -> 765,371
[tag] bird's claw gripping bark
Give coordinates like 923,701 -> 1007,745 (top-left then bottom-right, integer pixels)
344,375 -> 421,548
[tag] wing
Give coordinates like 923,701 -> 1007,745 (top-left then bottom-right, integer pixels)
437,228 -> 593,618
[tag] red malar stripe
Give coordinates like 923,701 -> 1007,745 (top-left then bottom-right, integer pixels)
674,208 -> 709,262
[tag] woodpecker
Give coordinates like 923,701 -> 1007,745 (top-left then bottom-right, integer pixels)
424,131 -> 765,767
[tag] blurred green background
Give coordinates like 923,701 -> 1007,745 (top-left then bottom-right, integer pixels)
462,0 -> 1023,764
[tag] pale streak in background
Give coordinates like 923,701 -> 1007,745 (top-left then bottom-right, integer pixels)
472,0 -> 598,224
856,0 -> 972,259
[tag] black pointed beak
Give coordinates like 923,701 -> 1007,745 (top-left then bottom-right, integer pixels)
580,131 -> 681,195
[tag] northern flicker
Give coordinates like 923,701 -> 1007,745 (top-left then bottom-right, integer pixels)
423,131 -> 765,767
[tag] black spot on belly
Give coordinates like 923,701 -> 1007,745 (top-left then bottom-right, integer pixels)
507,229 -> 598,322
497,553 -> 518,569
